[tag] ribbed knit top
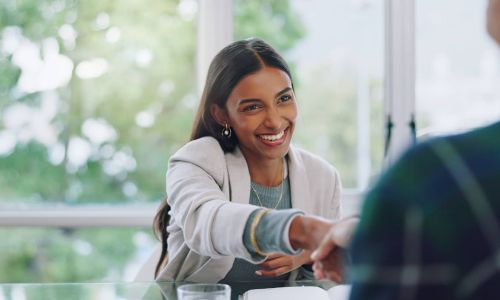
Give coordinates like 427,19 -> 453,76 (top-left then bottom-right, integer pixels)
220,176 -> 292,283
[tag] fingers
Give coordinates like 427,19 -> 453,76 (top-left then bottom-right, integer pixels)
257,254 -> 304,277
313,263 -> 342,282
256,266 -> 290,277
266,252 -> 283,259
259,254 -> 292,269
330,216 -> 359,248
311,217 -> 359,261
311,230 -> 336,261
323,266 -> 343,283
313,262 -> 326,279
326,270 -> 343,283
299,250 -> 313,264
314,261 -> 342,282
312,249 -> 346,283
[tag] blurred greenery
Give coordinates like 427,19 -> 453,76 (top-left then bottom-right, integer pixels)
0,228 -> 153,283
1,0 -> 197,205
292,65 -> 384,187
0,0 -> 383,283
234,0 -> 305,54
0,0 -> 316,283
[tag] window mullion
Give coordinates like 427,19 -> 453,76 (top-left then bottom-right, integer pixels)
196,0 -> 234,95
384,0 -> 416,166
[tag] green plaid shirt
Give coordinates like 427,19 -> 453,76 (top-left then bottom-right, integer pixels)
349,121 -> 500,300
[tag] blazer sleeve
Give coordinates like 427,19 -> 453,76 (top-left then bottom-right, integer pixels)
166,138 -> 260,260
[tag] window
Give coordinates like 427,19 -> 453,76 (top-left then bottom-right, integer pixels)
416,0 -> 500,138
234,0 -> 385,190
4,0 -> 484,284
0,0 -> 197,282
0,0 -> 197,207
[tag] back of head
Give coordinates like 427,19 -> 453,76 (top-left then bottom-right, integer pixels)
191,38 -> 293,152
488,0 -> 500,44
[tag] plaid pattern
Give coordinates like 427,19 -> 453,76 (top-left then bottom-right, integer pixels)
348,121 -> 500,300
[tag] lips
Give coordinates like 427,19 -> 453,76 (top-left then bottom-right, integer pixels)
257,128 -> 288,146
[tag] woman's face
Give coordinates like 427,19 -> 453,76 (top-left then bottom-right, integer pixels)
222,66 -> 297,164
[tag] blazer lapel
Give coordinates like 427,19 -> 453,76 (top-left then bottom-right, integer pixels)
288,146 -> 313,213
225,145 -> 311,210
225,147 -> 251,204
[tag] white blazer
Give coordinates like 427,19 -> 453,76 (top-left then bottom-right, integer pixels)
157,136 -> 342,282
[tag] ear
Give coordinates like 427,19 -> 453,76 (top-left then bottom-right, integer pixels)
210,104 -> 229,126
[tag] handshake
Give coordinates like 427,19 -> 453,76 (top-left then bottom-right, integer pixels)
288,215 -> 359,282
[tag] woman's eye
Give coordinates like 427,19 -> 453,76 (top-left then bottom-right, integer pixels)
243,104 -> 260,112
279,95 -> 292,103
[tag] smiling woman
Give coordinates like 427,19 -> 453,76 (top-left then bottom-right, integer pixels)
153,38 -> 344,285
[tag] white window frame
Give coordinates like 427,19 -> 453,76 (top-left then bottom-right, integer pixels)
0,205 -> 156,227
384,0 -> 416,166
0,0 -> 415,227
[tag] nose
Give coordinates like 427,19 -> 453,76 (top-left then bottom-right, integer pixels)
263,106 -> 282,130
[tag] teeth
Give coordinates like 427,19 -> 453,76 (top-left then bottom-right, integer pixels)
260,130 -> 285,141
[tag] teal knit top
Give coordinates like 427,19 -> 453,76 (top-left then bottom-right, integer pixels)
221,158 -> 315,283
220,176 -> 292,282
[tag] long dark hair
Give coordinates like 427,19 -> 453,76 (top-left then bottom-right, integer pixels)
153,38 -> 293,278
153,197 -> 170,278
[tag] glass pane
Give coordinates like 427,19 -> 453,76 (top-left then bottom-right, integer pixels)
234,0 -> 385,189
0,227 -> 156,282
0,0 -> 197,207
416,0 -> 500,138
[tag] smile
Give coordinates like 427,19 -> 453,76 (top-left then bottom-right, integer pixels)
257,128 -> 289,146
259,130 -> 285,141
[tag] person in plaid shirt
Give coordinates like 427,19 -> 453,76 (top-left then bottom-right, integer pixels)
311,0 -> 500,299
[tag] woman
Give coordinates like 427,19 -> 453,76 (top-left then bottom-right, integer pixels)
153,38 -> 342,283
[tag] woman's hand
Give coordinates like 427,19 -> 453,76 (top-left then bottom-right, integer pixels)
256,250 -> 312,277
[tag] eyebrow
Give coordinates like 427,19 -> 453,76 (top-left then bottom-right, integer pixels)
238,87 -> 293,105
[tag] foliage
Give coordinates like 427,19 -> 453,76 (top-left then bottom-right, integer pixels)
293,65 -> 384,187
234,0 -> 305,54
0,0 -> 306,283
0,0 -> 383,284
0,228 -> 145,283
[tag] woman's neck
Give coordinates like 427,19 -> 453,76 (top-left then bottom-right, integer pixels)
247,157 -> 285,187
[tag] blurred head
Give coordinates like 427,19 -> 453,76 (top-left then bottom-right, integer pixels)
191,38 -> 295,154
487,0 -> 500,44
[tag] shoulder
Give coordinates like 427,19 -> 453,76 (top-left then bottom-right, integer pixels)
390,121 -> 500,177
371,137 -> 443,198
168,137 -> 226,180
443,121 -> 500,157
407,121 -> 500,160
289,145 -> 340,179
365,125 -> 498,207
170,137 -> 224,162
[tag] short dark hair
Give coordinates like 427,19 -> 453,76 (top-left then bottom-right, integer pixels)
190,38 -> 293,152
